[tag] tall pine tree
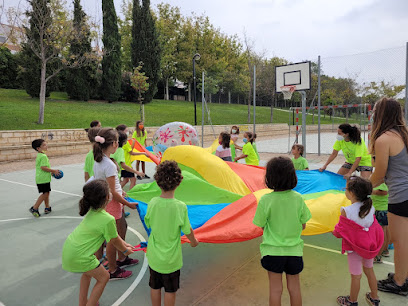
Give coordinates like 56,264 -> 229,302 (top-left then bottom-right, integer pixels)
102,0 -> 122,102
131,0 -> 161,103
66,0 -> 95,101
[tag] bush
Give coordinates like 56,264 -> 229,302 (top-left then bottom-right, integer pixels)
120,71 -> 137,102
0,47 -> 19,89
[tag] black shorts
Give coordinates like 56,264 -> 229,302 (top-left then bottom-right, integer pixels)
261,256 -> 303,275
121,170 -> 135,178
388,200 -> 408,218
37,183 -> 51,194
149,267 -> 180,293
375,210 -> 388,226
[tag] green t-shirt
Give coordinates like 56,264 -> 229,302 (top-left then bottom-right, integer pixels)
333,138 -> 371,166
253,190 -> 312,257
132,130 -> 147,146
291,156 -> 309,170
111,147 -> 125,169
35,152 -> 51,184
242,142 -> 259,166
252,142 -> 260,160
83,149 -> 94,177
371,183 -> 389,211
122,142 -> 134,167
145,197 -> 192,274
62,209 -> 118,272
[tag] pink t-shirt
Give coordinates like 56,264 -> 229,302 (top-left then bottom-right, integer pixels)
216,145 -> 232,160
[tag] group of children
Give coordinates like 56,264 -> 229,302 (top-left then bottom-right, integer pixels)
28,121 -> 391,306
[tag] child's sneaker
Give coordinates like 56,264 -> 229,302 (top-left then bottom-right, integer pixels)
365,292 -> 380,306
124,212 -> 130,218
117,256 -> 139,268
29,207 -> 40,218
381,249 -> 389,257
44,207 -> 52,214
144,174 -> 150,179
137,175 -> 142,180
109,267 -> 132,281
374,255 -> 383,264
388,243 -> 394,250
337,295 -> 358,305
378,276 -> 408,296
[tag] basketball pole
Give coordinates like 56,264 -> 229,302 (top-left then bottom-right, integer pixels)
300,91 -> 307,157
201,71 -> 205,147
317,56 -> 321,156
253,65 -> 256,134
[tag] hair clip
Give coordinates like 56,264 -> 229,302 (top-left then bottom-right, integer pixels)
95,136 -> 105,144
367,195 -> 371,198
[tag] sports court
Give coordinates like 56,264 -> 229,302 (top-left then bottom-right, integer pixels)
0,154 -> 406,306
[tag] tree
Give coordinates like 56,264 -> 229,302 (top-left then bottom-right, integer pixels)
361,81 -> 405,105
102,0 -> 122,102
130,63 -> 149,119
118,0 -> 133,71
131,0 -> 161,103
0,46 -> 19,88
65,0 -> 96,101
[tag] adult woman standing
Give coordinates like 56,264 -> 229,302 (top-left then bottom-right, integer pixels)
370,98 -> 408,295
319,123 -> 372,179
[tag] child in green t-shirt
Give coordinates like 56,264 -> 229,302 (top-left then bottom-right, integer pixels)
145,160 -> 199,305
84,127 -> 101,182
253,156 -> 311,305
291,144 -> 309,170
234,132 -> 259,166
29,139 -> 61,218
62,179 -> 134,306
132,120 -> 150,179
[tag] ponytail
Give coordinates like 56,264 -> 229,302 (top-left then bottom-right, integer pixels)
339,124 -> 361,144
92,128 -> 118,163
246,132 -> 256,144
79,179 -> 110,216
93,142 -> 104,162
359,197 -> 372,219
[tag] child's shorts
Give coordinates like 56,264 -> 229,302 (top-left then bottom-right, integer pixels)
105,199 -> 123,220
149,267 -> 180,293
375,210 -> 388,226
121,170 -> 135,178
347,251 -> 373,275
37,182 -> 51,193
261,255 -> 303,275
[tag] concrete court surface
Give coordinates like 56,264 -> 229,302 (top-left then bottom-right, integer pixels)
0,161 -> 406,306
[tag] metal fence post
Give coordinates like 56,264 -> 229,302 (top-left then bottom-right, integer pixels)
253,66 -> 256,133
201,72 -> 205,147
318,55 -> 321,156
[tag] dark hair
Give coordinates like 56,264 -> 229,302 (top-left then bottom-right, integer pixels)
292,144 -> 304,156
245,132 -> 257,144
370,97 -> 408,155
93,128 -> 118,162
90,120 -> 100,128
338,123 -> 361,144
220,132 -> 230,149
87,127 -> 101,143
79,179 -> 109,216
231,125 -> 240,135
116,124 -> 127,132
32,139 -> 45,151
118,130 -> 128,147
265,156 -> 297,191
154,160 -> 183,192
347,176 -> 373,218
135,120 -> 145,137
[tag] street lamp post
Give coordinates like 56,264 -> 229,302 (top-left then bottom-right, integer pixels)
193,53 -> 201,126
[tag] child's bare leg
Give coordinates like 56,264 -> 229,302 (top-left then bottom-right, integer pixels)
44,192 -> 50,208
142,161 -> 145,174
95,243 -> 104,261
129,177 -> 136,189
136,160 -> 140,171
349,274 -> 361,302
106,240 -> 117,273
267,271 -> 283,306
116,215 -> 128,262
151,289 -> 161,306
79,273 -> 91,306
120,178 -> 129,188
380,226 -> 388,255
164,292 -> 176,306
363,267 -> 379,299
286,274 -> 302,306
33,193 -> 46,210
84,265 -> 110,306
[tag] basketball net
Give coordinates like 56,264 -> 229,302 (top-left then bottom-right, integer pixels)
280,85 -> 296,100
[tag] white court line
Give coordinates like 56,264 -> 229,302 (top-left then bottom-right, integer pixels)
0,216 -> 148,306
0,178 -> 81,197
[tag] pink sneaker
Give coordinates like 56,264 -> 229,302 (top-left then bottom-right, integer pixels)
109,267 -> 132,281
117,256 -> 139,268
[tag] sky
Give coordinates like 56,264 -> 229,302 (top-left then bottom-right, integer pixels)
4,0 -> 408,85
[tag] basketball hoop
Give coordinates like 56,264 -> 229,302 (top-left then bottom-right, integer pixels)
280,85 -> 297,100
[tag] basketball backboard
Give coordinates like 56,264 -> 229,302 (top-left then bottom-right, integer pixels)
275,61 -> 311,93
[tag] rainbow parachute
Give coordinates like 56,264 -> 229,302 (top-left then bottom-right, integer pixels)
127,145 -> 350,243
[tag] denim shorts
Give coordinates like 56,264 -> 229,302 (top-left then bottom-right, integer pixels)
375,210 -> 388,226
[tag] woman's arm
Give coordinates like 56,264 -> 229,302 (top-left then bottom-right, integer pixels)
370,135 -> 390,187
319,150 -> 339,171
106,176 -> 138,209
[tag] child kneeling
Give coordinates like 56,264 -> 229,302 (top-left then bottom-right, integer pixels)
145,160 -> 199,306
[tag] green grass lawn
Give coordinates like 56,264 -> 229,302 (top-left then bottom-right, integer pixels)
0,88 -> 363,130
